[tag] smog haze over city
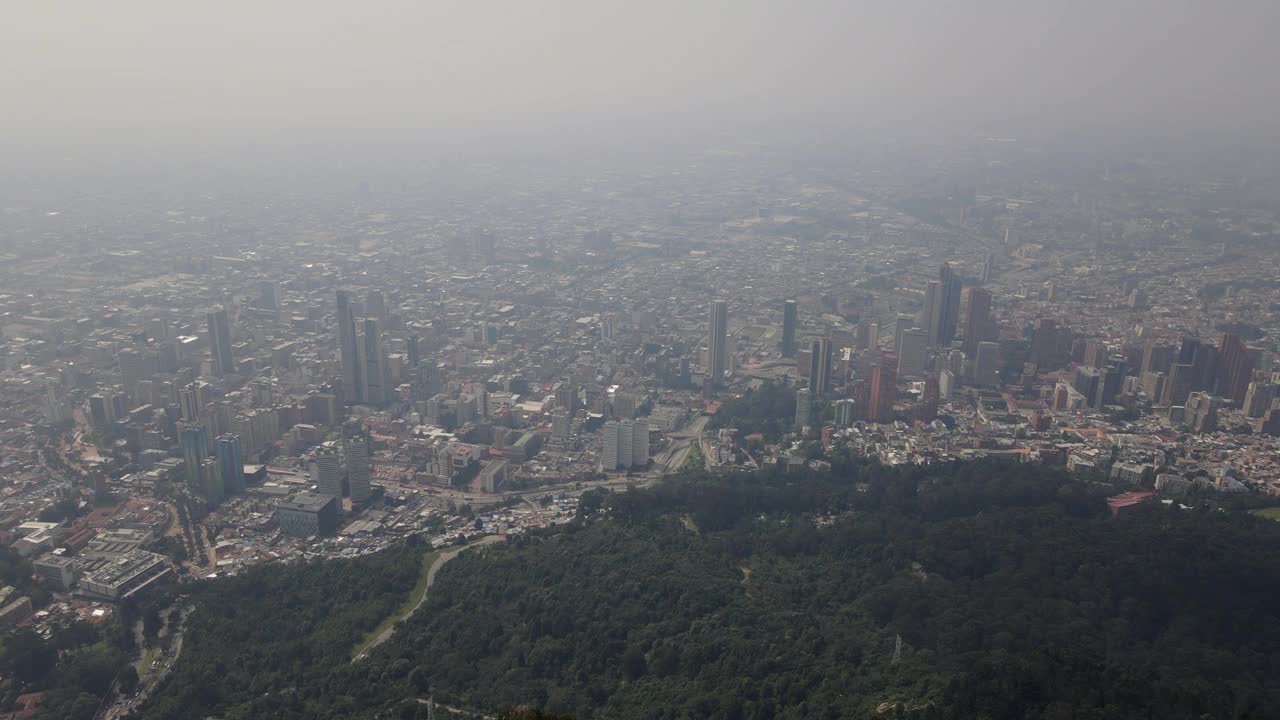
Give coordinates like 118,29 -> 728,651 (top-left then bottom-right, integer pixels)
3,3 -> 1280,720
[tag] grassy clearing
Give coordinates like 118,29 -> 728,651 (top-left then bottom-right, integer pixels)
350,549 -> 440,660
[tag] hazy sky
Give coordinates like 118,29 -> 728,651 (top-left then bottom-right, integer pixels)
3,1 -> 1279,147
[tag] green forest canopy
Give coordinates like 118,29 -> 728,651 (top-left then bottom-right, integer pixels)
135,461 -> 1280,720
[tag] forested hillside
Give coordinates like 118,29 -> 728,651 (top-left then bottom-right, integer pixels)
136,462 -> 1280,720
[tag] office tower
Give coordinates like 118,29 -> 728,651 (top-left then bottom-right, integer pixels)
1140,371 -> 1165,403
834,398 -> 857,428
362,318 -> 387,405
1030,319 -> 1058,368
1161,363 -> 1193,407
808,339 -> 833,396
180,424 -> 209,492
602,421 -> 633,470
1243,382 -> 1276,419
311,443 -> 343,498
88,391 -> 120,431
868,365 -> 897,423
1216,333 -> 1255,406
934,263 -> 962,347
612,392 -> 637,419
1072,366 -> 1101,404
1095,364 -> 1123,408
982,252 -> 995,283
406,335 -> 420,368
118,349 -> 149,391
795,387 -> 813,431
179,381 -> 209,422
258,280 -> 281,317
919,281 -> 940,346
919,373 -> 940,422
1141,344 -> 1173,377
44,380 -> 70,424
312,443 -> 343,498
555,383 -> 579,412
1082,341 -> 1107,369
201,458 -> 223,507
708,300 -> 728,386
366,289 -> 387,323
894,313 -> 915,355
551,408 -> 572,441
215,434 -> 245,495
867,322 -> 880,354
631,420 -> 649,467
346,435 -> 372,503
207,309 -> 235,377
336,290 -> 364,404
961,288 -> 993,357
602,421 -> 620,470
1177,336 -> 1201,365
1186,392 -> 1219,433
938,368 -> 955,399
411,362 -> 438,402
973,342 -> 1002,388
781,300 -> 798,357
1191,344 -> 1218,392
897,329 -> 928,378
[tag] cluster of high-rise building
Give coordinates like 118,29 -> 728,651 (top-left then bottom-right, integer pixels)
2,136 -> 1280,611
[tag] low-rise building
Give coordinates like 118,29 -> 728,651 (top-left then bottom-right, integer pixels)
77,550 -> 170,602
275,492 -> 339,537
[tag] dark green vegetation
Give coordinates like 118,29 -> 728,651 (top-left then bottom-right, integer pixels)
134,542 -> 427,720
711,380 -> 798,441
0,597 -> 140,720
138,462 -> 1280,719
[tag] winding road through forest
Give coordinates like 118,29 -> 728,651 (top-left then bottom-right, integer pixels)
352,535 -> 505,662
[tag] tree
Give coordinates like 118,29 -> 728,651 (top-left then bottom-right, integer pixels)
119,665 -> 140,695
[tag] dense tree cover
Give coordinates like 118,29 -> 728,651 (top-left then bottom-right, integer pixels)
138,460 -> 1280,719
711,381 -> 797,441
0,617 -> 131,720
366,462 -> 1280,719
132,542 -> 428,720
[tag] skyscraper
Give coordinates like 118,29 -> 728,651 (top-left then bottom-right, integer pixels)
894,313 -> 915,355
207,309 -> 235,377
346,435 -> 371,503
781,300 -> 797,357
215,434 -> 245,495
961,287 -> 993,357
1216,333 -> 1255,407
551,408 -> 572,441
919,281 -> 940,346
795,387 -> 813,431
366,289 -> 387,324
179,424 -> 209,492
932,263 -> 962,348
1162,363 -> 1193,407
1243,382 -> 1276,419
973,342 -> 1002,387
897,329 -> 928,378
868,365 -> 897,423
362,318 -> 388,405
631,420 -> 649,468
708,300 -> 728,387
834,398 -> 857,428
336,291 -> 364,405
1186,392 -> 1219,433
312,443 -> 343,498
601,420 -> 633,470
808,339 -> 833,397
201,458 -> 223,507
